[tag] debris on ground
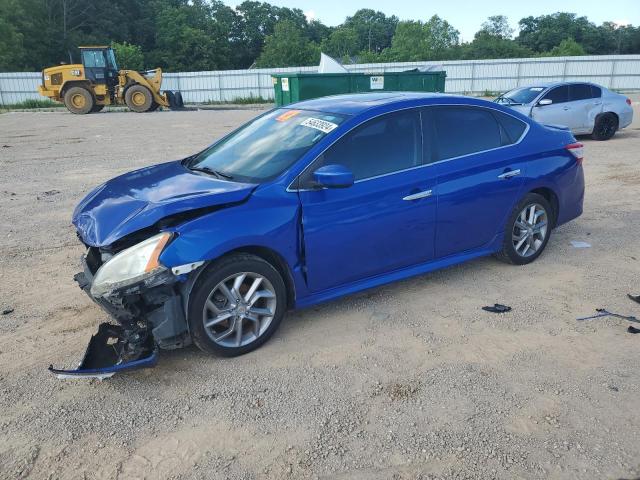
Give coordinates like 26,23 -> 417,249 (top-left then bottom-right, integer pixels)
577,308 -> 639,323
570,240 -> 592,248
627,326 -> 640,334
628,294 -> 640,305
482,304 -> 512,313
2,307 -> 14,315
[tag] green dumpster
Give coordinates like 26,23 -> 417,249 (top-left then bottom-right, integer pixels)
272,71 -> 446,106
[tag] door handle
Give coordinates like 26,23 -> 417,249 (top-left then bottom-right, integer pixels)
563,106 -> 570,111
403,189 -> 433,201
498,169 -> 521,180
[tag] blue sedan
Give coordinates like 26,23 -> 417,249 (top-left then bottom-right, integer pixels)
69,93 -> 585,369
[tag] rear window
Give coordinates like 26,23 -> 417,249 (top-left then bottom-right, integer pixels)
433,107 -> 502,160
493,111 -> 527,145
570,84 -> 594,101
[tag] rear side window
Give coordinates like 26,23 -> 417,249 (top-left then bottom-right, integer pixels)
591,85 -> 602,98
571,84 -> 594,101
432,107 -> 502,160
319,109 -> 422,181
492,111 -> 527,145
542,86 -> 569,104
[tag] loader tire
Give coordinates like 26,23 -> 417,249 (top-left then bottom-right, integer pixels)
64,87 -> 94,115
91,104 -> 104,113
125,84 -> 153,113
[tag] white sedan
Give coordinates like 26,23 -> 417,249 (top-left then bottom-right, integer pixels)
495,82 -> 633,140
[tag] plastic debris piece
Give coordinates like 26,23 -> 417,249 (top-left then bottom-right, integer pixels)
628,294 -> 640,305
570,241 -> 591,248
627,326 -> 640,334
482,304 -> 512,313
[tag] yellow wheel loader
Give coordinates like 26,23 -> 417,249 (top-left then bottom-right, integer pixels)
38,46 -> 183,114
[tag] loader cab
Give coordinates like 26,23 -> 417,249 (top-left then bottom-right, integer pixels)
79,47 -> 118,87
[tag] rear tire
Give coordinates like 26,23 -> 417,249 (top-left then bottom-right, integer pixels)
496,193 -> 553,265
592,113 -> 618,141
63,87 -> 94,115
125,84 -> 154,113
188,254 -> 287,357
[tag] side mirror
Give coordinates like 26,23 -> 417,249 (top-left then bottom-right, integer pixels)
538,99 -> 553,106
313,164 -> 354,189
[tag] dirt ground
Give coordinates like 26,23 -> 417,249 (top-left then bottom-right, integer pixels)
1,101 -> 639,480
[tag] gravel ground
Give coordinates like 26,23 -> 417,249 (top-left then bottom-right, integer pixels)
0,102 -> 639,480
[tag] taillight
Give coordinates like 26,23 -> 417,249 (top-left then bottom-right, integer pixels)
626,98 -> 632,106
566,142 -> 584,165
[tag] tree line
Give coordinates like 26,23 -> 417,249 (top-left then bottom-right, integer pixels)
1,0 -> 639,72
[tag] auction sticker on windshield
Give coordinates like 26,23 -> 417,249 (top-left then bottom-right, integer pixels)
276,110 -> 301,122
300,117 -> 339,134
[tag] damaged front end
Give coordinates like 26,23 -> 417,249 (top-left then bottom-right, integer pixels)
50,232 -> 199,379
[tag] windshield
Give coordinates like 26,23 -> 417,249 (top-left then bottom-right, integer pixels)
185,109 -> 347,183
496,86 -> 546,105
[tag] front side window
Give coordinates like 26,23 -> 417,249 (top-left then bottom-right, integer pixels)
186,109 -> 346,183
541,85 -> 569,104
81,50 -> 106,68
303,109 -> 422,184
432,107 -> 502,160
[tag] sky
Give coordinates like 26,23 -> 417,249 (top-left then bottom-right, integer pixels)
223,0 -> 640,41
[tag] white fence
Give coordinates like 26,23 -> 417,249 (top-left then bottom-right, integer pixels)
1,54 -> 639,105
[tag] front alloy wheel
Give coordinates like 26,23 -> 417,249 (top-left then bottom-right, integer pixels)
203,272 -> 277,348
188,253 -> 286,356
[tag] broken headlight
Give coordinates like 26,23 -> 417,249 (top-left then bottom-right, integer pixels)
90,232 -> 172,298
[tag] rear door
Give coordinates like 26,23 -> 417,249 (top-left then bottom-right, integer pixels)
430,106 -> 529,258
569,83 -> 603,132
531,85 -> 579,130
298,108 -> 438,293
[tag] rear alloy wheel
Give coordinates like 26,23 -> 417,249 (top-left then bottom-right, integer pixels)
63,87 -> 94,114
592,113 -> 618,141
188,254 -> 286,356
125,84 -> 154,113
496,193 -> 552,265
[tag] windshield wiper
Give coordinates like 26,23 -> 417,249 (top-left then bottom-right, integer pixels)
189,165 -> 234,180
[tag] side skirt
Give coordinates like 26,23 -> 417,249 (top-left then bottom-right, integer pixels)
294,243 -> 500,309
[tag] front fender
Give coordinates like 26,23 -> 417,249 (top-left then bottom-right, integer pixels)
158,187 -> 301,275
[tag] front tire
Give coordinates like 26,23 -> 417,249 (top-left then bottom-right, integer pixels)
592,113 -> 618,141
125,84 -> 154,113
188,254 -> 287,357
496,193 -> 552,265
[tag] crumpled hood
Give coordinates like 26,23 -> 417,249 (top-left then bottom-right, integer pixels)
73,160 -> 255,247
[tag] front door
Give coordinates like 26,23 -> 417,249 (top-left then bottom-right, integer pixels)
81,49 -> 108,85
298,109 -> 437,293
531,85 -> 580,130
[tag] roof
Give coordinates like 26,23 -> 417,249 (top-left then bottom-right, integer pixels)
289,92 -> 455,115
79,46 -> 110,49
